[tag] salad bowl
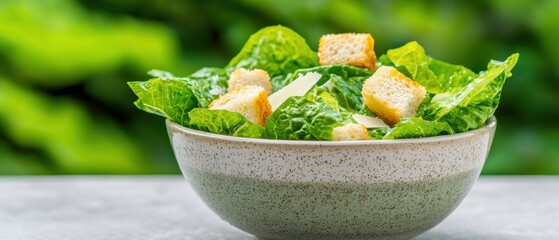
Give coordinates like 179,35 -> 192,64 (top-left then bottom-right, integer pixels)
167,116 -> 496,240
128,23 -> 515,240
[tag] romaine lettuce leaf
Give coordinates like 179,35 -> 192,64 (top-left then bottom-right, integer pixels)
189,67 -> 229,89
378,41 -> 518,134
369,128 -> 388,140
264,95 -> 350,140
129,68 -> 227,125
422,53 -> 519,132
281,65 -> 373,87
317,74 -> 365,112
384,118 -> 454,139
183,68 -> 228,108
129,27 -> 518,141
415,93 -> 432,117
128,79 -> 198,126
380,41 -> 478,95
226,25 -> 319,91
188,109 -> 265,138
382,41 -> 439,93
314,91 -> 355,122
427,58 -> 477,93
147,68 -> 227,108
281,65 -> 373,111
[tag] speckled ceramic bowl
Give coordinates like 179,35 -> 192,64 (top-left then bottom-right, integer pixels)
167,117 -> 496,240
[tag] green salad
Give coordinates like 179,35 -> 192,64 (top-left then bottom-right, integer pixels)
128,25 -> 518,140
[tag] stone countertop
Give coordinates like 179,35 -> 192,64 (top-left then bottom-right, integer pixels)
0,176 -> 557,240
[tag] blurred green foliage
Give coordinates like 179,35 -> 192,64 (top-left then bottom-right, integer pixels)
0,0 -> 557,175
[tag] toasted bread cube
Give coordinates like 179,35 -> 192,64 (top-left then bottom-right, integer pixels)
319,33 -> 377,70
209,85 -> 272,126
362,66 -> 426,126
228,68 -> 273,95
332,123 -> 370,141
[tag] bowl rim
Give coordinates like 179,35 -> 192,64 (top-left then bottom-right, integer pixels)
167,116 -> 496,146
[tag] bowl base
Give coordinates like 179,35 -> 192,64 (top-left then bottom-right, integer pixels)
186,168 -> 479,240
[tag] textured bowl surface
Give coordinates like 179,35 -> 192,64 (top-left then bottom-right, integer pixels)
167,117 -> 496,240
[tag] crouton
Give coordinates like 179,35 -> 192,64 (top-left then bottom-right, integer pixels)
318,33 -> 377,70
209,85 -> 272,126
362,66 -> 426,126
228,68 -> 273,95
332,123 -> 370,141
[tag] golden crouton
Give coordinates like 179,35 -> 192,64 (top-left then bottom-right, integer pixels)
362,66 -> 426,126
319,33 -> 377,70
228,68 -> 273,95
332,123 -> 370,141
209,85 -> 272,126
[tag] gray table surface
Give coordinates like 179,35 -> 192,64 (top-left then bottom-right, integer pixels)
0,176 -> 557,240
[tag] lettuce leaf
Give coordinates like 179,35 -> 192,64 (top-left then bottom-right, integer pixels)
382,41 -> 439,93
128,79 -> 198,126
183,68 -> 228,108
129,68 -> 227,125
369,128 -> 388,140
280,65 -> 373,87
313,91 -> 355,122
427,58 -> 477,93
128,27 -> 518,141
281,65 -> 373,111
384,118 -> 454,139
226,25 -> 319,91
380,41 -> 477,95
189,67 -> 229,89
188,109 -> 265,138
379,41 -> 518,134
264,95 -> 349,140
147,68 -> 227,108
422,53 -> 519,132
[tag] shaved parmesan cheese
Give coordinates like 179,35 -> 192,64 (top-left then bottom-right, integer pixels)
323,80 -> 335,90
268,72 -> 322,110
352,114 -> 389,128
